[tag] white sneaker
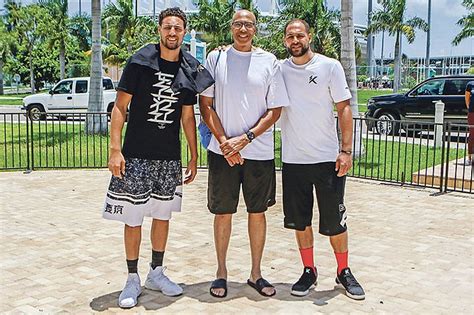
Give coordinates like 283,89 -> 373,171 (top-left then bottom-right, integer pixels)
118,273 -> 142,308
144,265 -> 183,296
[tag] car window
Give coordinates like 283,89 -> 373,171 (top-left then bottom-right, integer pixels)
443,79 -> 470,96
415,80 -> 444,96
53,81 -> 73,94
103,79 -> 114,90
75,80 -> 88,94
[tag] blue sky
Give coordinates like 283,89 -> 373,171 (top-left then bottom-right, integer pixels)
326,0 -> 473,58
2,0 -> 472,58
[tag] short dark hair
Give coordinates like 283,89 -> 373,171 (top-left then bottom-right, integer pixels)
158,7 -> 187,28
284,18 -> 310,35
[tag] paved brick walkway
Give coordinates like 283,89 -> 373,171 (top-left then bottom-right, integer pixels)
0,170 -> 472,314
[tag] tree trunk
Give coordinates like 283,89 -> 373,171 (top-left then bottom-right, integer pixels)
29,49 -> 35,94
0,57 -> 4,95
340,0 -> 364,157
86,0 -> 107,135
393,31 -> 401,92
60,42 -> 66,79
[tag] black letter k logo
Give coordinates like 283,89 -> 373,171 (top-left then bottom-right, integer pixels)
309,75 -> 317,85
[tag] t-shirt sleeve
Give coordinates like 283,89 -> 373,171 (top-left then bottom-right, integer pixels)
183,91 -> 197,106
200,52 -> 218,98
117,60 -> 140,95
328,61 -> 352,103
466,81 -> 473,93
266,58 -> 290,109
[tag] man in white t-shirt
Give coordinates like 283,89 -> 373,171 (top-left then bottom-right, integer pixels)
199,9 -> 289,298
280,19 -> 365,300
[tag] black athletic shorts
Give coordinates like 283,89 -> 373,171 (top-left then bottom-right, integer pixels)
207,151 -> 276,214
282,162 -> 348,236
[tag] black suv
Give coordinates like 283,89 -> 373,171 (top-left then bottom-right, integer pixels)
365,75 -> 472,135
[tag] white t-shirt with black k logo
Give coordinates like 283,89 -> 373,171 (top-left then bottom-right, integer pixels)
280,54 -> 352,164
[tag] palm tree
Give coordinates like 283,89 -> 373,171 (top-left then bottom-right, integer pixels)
255,0 -> 348,60
86,0 -> 106,134
452,0 -> 473,46
40,0 -> 69,79
103,0 -> 137,54
367,0 -> 428,92
340,0 -> 363,157
189,0 -> 237,52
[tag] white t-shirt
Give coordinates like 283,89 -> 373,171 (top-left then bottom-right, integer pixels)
201,46 -> 289,160
280,54 -> 352,164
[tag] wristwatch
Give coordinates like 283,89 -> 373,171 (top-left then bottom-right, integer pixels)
245,130 -> 256,143
340,149 -> 352,155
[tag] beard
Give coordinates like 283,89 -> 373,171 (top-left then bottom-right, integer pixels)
161,37 -> 181,50
286,43 -> 310,57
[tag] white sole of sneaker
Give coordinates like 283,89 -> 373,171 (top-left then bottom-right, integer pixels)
290,282 -> 317,297
144,284 -> 183,297
335,283 -> 365,300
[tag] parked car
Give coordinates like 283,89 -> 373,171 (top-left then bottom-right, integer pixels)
365,75 -> 473,135
22,77 -> 117,120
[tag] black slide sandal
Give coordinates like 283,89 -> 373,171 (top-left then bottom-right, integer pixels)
247,278 -> 276,297
210,278 -> 227,298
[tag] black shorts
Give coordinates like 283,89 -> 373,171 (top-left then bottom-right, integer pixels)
282,162 -> 347,236
207,151 -> 276,214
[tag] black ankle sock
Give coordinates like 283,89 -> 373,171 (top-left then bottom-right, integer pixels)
151,250 -> 164,269
126,259 -> 138,274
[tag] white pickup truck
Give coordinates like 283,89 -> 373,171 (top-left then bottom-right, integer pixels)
22,77 -> 117,120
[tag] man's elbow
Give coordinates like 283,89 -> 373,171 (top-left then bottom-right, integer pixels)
271,107 -> 282,121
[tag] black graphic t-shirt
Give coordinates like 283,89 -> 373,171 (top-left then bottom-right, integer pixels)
118,57 -> 197,160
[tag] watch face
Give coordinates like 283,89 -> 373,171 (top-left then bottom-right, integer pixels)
246,131 -> 255,141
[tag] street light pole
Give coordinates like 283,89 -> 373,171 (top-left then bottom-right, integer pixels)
367,0 -> 374,78
425,0 -> 432,79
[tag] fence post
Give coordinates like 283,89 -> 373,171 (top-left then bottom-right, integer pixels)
433,100 -> 445,148
24,113 -> 33,173
439,122 -> 446,192
443,123 -> 451,193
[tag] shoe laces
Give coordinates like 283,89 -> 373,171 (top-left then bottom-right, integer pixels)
342,271 -> 359,287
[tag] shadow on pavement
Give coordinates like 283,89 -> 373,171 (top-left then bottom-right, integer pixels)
90,281 -> 342,311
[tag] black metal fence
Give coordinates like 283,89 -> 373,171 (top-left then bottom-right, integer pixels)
1,111 -> 472,194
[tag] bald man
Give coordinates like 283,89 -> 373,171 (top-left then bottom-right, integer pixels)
200,9 -> 289,298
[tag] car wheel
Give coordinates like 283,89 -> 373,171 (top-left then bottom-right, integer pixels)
375,112 -> 400,135
27,104 -> 46,121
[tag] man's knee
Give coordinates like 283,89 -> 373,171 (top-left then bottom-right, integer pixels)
248,212 -> 266,223
214,213 -> 233,222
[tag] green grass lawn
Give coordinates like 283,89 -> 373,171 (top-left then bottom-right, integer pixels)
1,123 -> 465,185
0,91 -> 48,106
0,97 -> 23,106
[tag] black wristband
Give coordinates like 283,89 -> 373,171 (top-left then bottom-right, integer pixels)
340,149 -> 352,155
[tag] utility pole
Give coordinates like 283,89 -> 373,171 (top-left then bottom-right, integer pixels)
425,0 -> 432,79
367,0 -> 374,78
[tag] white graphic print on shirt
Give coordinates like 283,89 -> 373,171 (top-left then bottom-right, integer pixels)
147,71 -> 180,129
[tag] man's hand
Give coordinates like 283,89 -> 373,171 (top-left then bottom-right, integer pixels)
108,150 -> 126,179
184,158 -> 197,184
335,152 -> 352,177
220,135 -> 249,158
225,152 -> 244,167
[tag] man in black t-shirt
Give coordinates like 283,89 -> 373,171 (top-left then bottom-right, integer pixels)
102,7 -> 213,308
